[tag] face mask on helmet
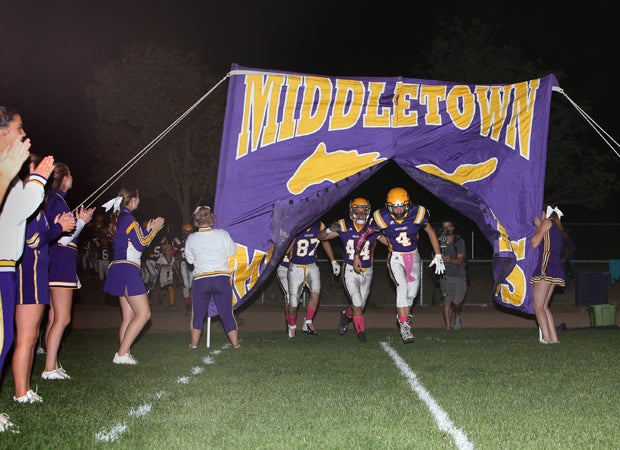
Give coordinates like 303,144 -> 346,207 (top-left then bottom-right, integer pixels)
349,198 -> 371,225
386,187 -> 411,220
182,223 -> 193,234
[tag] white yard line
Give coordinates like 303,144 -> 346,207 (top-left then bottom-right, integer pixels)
94,344 -> 225,443
380,341 -> 474,450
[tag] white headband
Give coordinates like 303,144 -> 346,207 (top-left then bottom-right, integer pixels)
546,205 -> 563,220
102,196 -> 123,213
193,205 -> 211,215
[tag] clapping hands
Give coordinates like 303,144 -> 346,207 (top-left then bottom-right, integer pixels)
75,205 -> 95,224
54,211 -> 76,232
148,217 -> 166,233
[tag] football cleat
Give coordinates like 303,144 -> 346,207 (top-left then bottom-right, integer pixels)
357,331 -> 367,343
302,320 -> 318,337
338,310 -> 350,335
399,321 -> 415,344
287,325 -> 296,339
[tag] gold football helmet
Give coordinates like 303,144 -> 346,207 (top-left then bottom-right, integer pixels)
386,187 -> 410,219
349,197 -> 371,225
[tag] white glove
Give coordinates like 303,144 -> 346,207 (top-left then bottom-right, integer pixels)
429,254 -> 445,275
331,260 -> 341,276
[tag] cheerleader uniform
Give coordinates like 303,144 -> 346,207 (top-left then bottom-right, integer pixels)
46,189 -> 85,289
531,220 -> 566,286
104,206 -> 160,296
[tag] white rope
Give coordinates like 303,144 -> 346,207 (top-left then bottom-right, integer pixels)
79,73 -> 232,210
552,86 -> 620,159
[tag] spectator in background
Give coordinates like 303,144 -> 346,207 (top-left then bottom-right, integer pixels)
0,106 -> 54,432
437,220 -> 468,330
184,206 -> 239,349
43,162 -> 95,380
531,204 -> 565,344
104,187 -> 165,364
141,228 -> 166,296
13,154 -> 76,403
156,244 -> 178,310
561,227 -> 576,293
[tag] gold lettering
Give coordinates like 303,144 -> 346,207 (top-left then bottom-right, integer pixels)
363,82 -> 391,127
329,79 -> 365,131
498,262 -> 527,306
278,76 -> 303,142
475,86 -> 510,142
505,79 -> 540,159
229,245 -> 268,299
446,85 -> 476,129
236,75 -> 286,159
419,85 -> 446,126
296,76 -> 332,137
393,82 -> 419,127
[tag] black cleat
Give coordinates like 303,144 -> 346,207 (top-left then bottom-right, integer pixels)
357,331 -> 367,343
338,310 -> 350,336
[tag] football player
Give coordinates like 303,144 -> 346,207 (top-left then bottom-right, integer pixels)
353,187 -> 444,343
318,197 -> 386,343
285,221 -> 339,338
177,223 -> 194,314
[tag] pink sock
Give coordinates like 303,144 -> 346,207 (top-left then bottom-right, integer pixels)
353,316 -> 365,332
399,316 -> 409,323
305,308 -> 316,321
346,306 -> 353,317
287,315 -> 297,326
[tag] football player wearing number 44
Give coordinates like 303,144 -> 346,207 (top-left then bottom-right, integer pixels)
318,198 -> 386,343
353,187 -> 444,344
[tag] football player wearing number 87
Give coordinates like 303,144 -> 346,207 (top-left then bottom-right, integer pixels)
353,187 -> 444,343
285,221 -> 338,338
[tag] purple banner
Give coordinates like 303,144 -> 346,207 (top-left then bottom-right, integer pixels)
214,63 -> 558,315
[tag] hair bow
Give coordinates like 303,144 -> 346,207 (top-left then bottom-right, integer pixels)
102,196 -> 123,213
546,205 -> 563,219
192,205 -> 211,215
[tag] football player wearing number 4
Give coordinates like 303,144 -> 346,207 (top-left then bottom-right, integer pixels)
318,198 -> 386,343
353,187 -> 445,344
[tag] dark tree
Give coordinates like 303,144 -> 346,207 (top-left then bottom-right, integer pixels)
410,17 -> 619,210
86,44 -> 226,224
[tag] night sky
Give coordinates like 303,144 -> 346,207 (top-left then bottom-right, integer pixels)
2,1 -> 618,220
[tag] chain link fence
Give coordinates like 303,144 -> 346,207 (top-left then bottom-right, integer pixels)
254,260 -> 616,309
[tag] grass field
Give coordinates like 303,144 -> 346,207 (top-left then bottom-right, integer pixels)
1,327 -> 619,449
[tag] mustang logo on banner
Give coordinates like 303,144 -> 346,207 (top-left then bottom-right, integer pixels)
214,63 -> 559,316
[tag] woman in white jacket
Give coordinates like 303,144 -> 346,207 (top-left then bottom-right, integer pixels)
184,206 -> 239,349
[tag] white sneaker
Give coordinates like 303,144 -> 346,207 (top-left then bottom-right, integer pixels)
189,344 -> 198,349
287,325 -> 296,338
302,320 -> 318,336
42,365 -> 71,380
14,389 -> 43,403
399,322 -> 415,344
0,413 -> 14,432
113,352 -> 138,365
